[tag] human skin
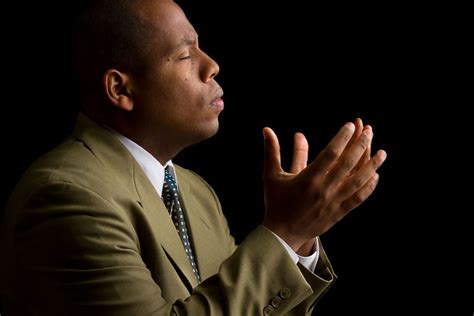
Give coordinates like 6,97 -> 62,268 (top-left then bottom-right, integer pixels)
262,118 -> 387,253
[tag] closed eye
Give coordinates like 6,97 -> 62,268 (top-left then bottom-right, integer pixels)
179,56 -> 191,60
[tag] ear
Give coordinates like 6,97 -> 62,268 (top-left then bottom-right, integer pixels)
103,69 -> 134,111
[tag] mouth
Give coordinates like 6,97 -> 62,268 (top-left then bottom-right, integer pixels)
209,88 -> 224,111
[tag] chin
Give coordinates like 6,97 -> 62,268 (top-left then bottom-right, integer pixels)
186,119 -> 220,146
201,120 -> 220,139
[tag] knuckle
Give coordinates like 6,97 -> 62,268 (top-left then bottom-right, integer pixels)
295,147 -> 308,155
325,147 -> 338,160
314,188 -> 329,202
358,136 -> 370,149
370,175 -> 379,190
369,179 -> 377,191
343,132 -> 351,142
371,156 -> 384,169
371,158 -> 379,168
353,177 -> 364,189
341,158 -> 356,170
353,193 -> 364,204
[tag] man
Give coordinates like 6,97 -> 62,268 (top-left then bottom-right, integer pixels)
0,0 -> 387,315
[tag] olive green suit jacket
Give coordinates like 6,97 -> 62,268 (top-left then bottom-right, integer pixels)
1,114 -> 336,315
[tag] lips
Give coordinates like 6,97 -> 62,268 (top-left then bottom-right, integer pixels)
209,88 -> 224,111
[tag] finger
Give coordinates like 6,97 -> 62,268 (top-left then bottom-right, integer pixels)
352,125 -> 372,174
345,118 -> 363,151
263,127 -> 283,177
325,127 -> 373,186
367,139 -> 371,160
307,122 -> 355,175
339,150 -> 387,200
339,173 -> 380,214
289,132 -> 309,174
364,125 -> 372,161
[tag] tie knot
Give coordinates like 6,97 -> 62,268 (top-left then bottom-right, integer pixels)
162,167 -> 178,214
164,166 -> 177,188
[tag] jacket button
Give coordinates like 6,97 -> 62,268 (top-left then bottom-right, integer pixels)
263,305 -> 274,315
271,296 -> 282,308
279,288 -> 291,300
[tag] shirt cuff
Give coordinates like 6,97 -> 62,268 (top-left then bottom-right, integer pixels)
270,232 -> 320,271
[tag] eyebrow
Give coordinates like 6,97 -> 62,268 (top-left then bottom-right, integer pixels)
176,35 -> 199,49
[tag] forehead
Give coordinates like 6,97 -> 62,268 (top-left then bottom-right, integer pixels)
133,0 -> 197,54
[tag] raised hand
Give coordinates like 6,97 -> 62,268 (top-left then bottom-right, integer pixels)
262,120 -> 387,252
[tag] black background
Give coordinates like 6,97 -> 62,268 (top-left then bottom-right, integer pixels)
1,1 -> 470,314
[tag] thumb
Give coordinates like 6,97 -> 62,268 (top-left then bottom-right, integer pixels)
263,127 -> 283,177
289,132 -> 309,174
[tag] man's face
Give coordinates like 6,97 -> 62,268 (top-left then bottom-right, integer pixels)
131,0 -> 223,148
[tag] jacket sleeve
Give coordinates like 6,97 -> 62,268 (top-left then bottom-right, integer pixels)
3,181 -> 336,316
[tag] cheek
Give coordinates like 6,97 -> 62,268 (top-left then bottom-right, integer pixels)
158,69 -> 203,106
177,77 -> 202,99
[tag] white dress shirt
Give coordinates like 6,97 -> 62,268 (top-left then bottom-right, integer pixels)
113,131 -> 319,271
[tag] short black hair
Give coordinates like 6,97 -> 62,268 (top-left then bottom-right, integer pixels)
73,0 -> 155,94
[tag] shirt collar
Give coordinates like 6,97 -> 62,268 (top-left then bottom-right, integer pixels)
109,129 -> 177,197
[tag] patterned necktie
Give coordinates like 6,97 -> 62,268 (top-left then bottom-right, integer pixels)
162,167 -> 201,283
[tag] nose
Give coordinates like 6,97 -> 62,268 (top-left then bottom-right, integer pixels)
201,51 -> 220,83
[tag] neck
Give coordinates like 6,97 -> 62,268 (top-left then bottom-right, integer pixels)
114,123 -> 183,165
84,109 -> 183,165
136,138 -> 181,166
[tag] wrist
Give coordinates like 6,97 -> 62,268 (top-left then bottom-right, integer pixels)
262,221 -> 305,252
